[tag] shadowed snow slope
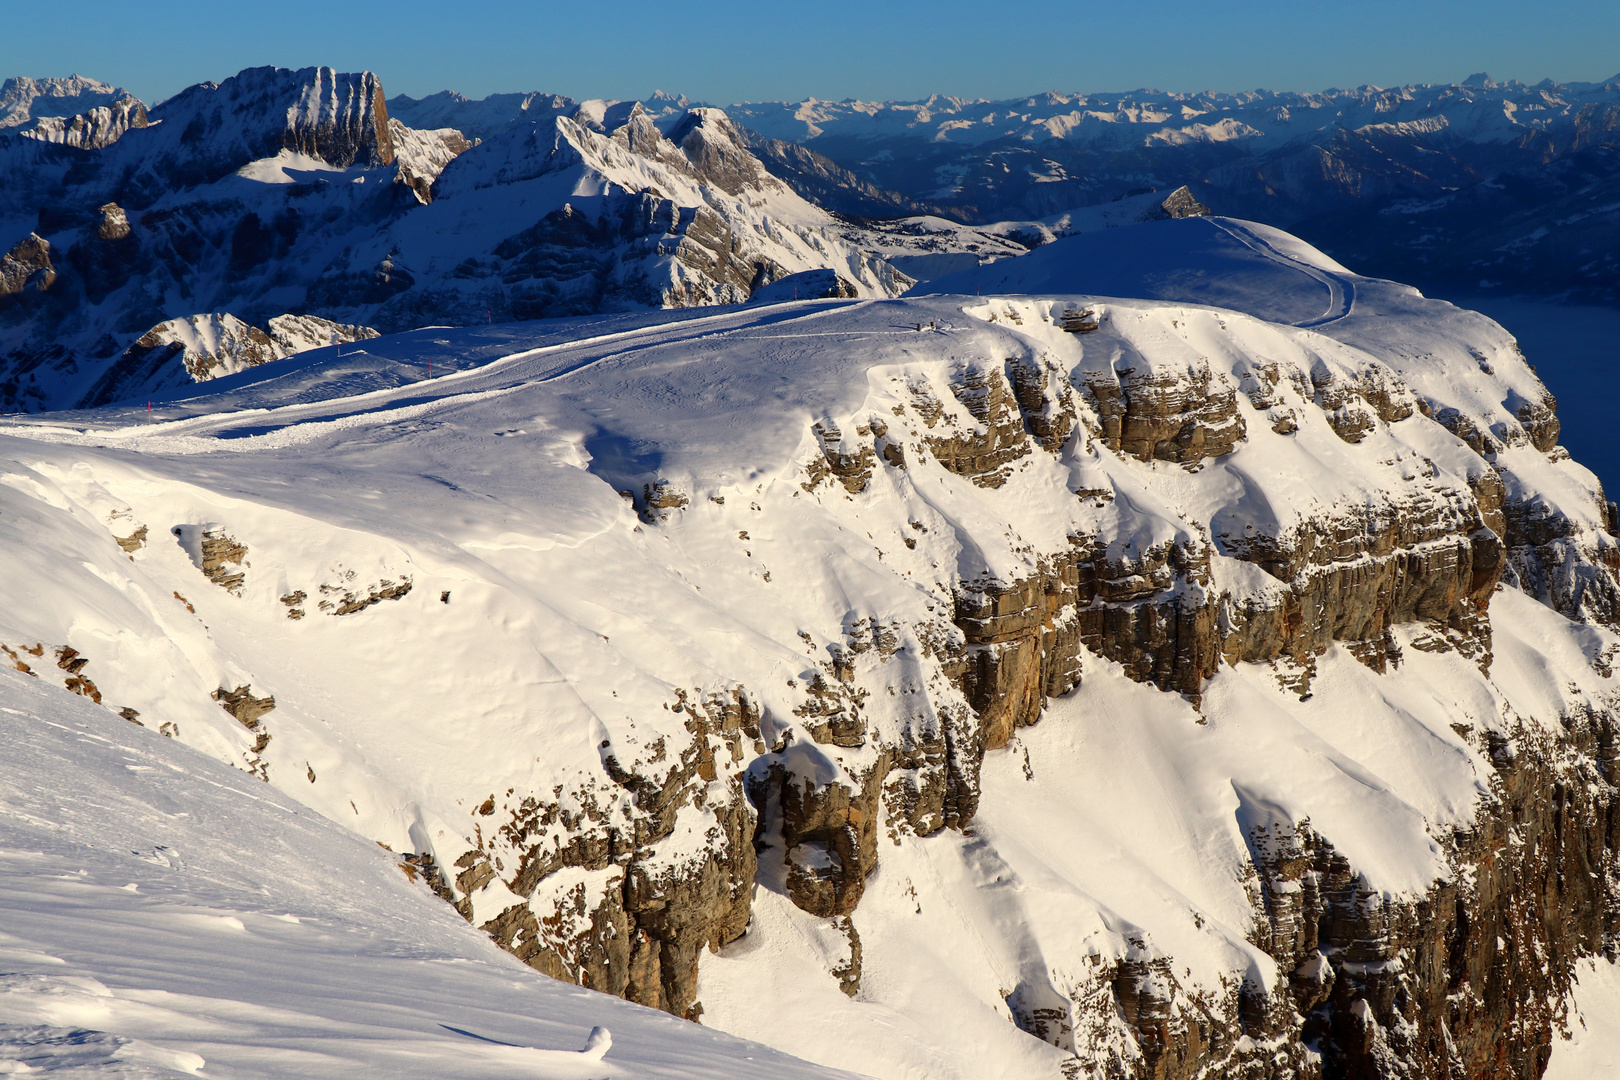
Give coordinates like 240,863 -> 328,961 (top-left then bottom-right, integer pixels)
0,217 -> 1618,1078
0,666 -> 859,1079
919,216 -> 1356,327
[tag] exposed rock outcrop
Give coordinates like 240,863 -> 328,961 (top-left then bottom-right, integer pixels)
20,95 -> 148,149
1244,705 -> 1620,1080
476,689 -> 762,1021
0,234 -> 55,299
79,312 -> 379,407
389,117 -> 474,203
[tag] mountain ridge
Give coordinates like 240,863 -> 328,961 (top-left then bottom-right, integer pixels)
2,211 -> 1618,1078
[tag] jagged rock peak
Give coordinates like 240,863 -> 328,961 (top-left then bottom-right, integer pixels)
20,95 -> 149,149
0,233 -> 55,298
126,65 -> 394,193
667,107 -> 779,196
388,118 -> 474,203
0,74 -> 127,127
430,101 -> 784,202
1155,185 -> 1210,218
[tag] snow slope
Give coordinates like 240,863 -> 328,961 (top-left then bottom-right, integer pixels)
0,210 -> 1616,1076
1546,959 -> 1620,1080
0,665 -> 859,1079
921,216 -> 1358,327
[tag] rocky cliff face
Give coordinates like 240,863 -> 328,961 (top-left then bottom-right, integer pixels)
16,94 -> 148,149
111,65 -> 396,197
0,224 -> 1614,1079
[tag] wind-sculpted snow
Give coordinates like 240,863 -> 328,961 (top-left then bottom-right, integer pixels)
2,238 -> 1618,1077
0,667 -> 859,1080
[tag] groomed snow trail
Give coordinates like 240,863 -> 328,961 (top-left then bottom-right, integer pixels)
1205,217 -> 1356,326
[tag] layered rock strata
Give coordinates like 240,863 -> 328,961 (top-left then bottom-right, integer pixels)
437,301 -> 1615,1080
5,292 -> 1617,1080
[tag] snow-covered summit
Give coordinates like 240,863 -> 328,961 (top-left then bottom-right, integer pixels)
0,74 -> 126,127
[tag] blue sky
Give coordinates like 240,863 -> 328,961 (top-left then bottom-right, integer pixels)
3,0 -> 1617,106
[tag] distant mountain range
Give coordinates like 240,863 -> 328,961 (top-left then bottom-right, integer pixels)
399,74 -> 1620,301
3,67 -> 1616,413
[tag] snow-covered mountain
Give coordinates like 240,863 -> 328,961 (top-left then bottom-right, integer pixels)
387,88 -> 581,141
728,75 -> 1620,154
0,67 -> 951,414
0,73 -> 148,151
379,75 -> 1620,303
0,74 -> 140,137
2,212 -> 1617,1079
721,77 -> 1620,301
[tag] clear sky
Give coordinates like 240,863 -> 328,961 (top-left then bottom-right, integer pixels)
3,0 -> 1617,107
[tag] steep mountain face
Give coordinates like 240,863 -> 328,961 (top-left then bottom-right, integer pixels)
381,103 -> 909,324
1,217 -> 1615,1079
0,67 -> 933,413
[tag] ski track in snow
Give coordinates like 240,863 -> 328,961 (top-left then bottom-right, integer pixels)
1206,218 -> 1356,326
